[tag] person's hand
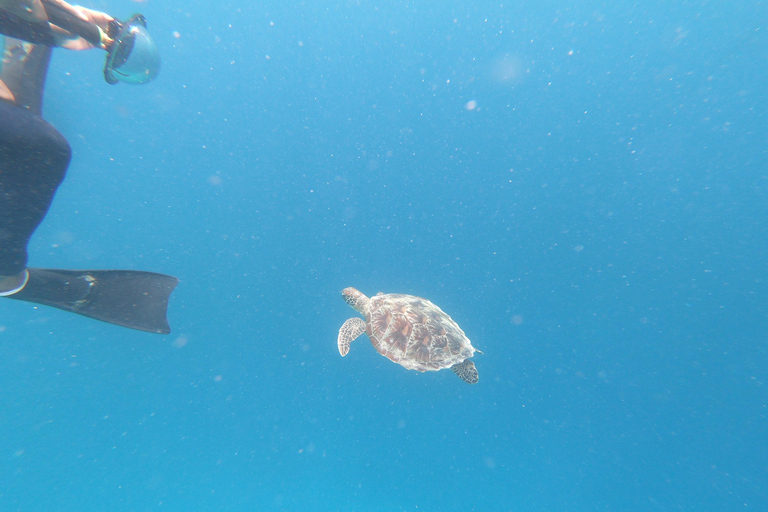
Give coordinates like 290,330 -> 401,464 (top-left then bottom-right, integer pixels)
68,5 -> 113,34
48,1 -> 114,50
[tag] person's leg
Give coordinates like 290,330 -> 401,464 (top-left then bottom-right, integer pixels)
0,101 -> 71,291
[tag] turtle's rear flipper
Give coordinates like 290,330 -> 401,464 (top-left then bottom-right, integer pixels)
4,268 -> 178,334
452,360 -> 479,384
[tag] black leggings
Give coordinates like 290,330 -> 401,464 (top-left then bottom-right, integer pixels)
0,101 -> 71,275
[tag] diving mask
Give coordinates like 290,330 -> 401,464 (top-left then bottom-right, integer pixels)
104,15 -> 160,85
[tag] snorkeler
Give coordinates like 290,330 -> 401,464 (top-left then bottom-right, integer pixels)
0,0 -> 177,333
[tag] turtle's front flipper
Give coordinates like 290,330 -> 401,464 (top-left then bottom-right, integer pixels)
451,360 -> 479,384
338,317 -> 367,356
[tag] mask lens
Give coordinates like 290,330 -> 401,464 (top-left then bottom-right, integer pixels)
104,15 -> 160,85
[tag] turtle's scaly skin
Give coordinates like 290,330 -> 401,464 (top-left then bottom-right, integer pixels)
338,287 -> 479,383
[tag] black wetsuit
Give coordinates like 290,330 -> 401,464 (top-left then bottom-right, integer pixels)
0,9 -> 71,276
0,9 -> 55,45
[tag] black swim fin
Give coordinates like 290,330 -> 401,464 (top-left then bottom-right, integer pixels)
4,268 -> 178,334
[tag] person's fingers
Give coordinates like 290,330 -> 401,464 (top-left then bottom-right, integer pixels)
73,6 -> 114,29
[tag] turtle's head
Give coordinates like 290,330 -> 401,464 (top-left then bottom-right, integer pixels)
341,287 -> 369,314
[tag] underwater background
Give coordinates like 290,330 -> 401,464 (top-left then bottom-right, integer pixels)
2,0 -> 767,510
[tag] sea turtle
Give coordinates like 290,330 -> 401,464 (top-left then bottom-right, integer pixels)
337,287 -> 480,384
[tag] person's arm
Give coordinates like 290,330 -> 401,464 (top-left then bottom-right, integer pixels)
41,0 -> 113,50
0,79 -> 14,103
0,1 -> 55,45
0,0 -> 46,23
0,0 -> 112,50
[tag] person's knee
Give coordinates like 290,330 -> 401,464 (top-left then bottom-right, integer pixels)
36,119 -> 72,183
45,123 -> 71,164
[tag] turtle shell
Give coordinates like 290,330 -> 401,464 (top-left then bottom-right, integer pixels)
364,293 -> 476,372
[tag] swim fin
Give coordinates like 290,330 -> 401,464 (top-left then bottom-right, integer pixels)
4,268 -> 178,334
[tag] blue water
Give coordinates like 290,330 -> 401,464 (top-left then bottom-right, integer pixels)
2,0 -> 767,510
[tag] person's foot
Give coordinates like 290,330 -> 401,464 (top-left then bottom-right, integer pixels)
0,269 -> 29,296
